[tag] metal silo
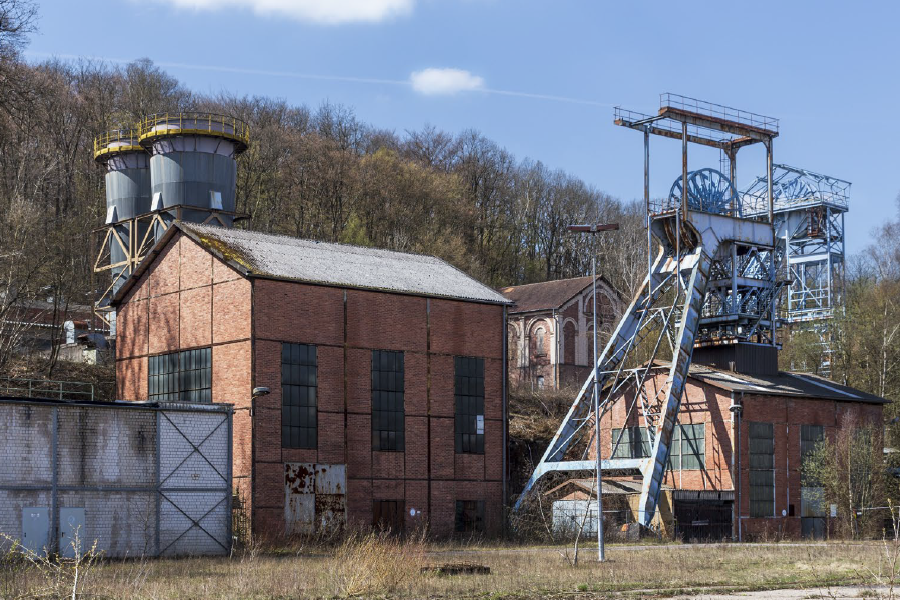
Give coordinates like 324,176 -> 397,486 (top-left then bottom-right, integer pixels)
93,129 -> 151,299
137,113 -> 250,239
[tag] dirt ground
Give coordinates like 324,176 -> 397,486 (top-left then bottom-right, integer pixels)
672,587 -> 890,599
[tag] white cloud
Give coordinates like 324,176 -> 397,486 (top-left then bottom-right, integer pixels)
409,68 -> 484,96
155,0 -> 415,25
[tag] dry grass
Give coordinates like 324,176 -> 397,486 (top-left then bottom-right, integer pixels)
0,539 -> 889,599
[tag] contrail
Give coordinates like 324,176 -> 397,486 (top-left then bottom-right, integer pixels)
24,51 -> 613,108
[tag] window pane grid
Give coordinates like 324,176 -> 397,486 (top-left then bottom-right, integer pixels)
455,356 -> 484,454
372,350 -> 404,452
282,343 -> 317,449
148,347 -> 211,403
611,426 -> 650,459
749,421 -> 775,517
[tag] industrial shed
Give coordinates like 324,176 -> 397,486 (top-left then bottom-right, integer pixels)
595,347 -> 888,540
112,222 -> 511,537
0,396 -> 232,557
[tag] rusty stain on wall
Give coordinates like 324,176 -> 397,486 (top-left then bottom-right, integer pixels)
284,463 -> 346,534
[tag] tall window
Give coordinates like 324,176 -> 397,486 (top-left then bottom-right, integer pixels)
611,426 -> 650,459
800,424 -> 826,519
800,424 -> 824,466
455,356 -> 485,454
372,350 -> 404,452
749,421 -> 775,517
455,500 -> 485,533
534,328 -> 545,355
148,347 -> 211,403
670,423 -> 705,470
282,343 -> 317,449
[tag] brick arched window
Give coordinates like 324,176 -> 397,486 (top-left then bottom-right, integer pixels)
563,321 -> 576,364
535,327 -> 545,355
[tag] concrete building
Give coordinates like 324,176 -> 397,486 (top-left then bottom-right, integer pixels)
593,346 -> 887,540
0,396 -> 232,557
501,276 -> 621,391
112,222 -> 511,537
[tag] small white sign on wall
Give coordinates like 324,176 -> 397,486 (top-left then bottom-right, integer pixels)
476,415 -> 485,435
830,504 -> 838,518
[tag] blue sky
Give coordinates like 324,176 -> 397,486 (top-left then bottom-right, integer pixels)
25,0 -> 900,255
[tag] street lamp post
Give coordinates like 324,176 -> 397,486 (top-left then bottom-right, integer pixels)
567,222 -> 619,563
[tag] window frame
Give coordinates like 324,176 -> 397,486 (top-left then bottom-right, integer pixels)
281,342 -> 318,450
749,421 -> 775,518
670,423 -> 705,470
455,356 -> 485,455
148,347 -> 212,403
611,425 -> 649,459
371,349 -> 405,452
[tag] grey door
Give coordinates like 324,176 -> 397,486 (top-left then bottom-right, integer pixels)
59,508 -> 86,559
21,507 -> 49,556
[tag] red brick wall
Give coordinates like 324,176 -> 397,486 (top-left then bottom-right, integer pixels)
597,374 -> 735,491
738,394 -> 883,540
115,232 -> 253,507
252,284 -> 506,537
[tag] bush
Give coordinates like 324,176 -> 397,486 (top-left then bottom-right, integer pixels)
326,531 -> 426,597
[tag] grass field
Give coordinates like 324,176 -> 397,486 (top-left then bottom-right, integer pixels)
1,537 -> 895,599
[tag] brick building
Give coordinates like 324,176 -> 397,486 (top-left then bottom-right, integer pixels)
594,345 -> 887,540
501,276 -> 621,391
112,222 -> 511,537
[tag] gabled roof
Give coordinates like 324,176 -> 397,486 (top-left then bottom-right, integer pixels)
500,276 -> 616,314
687,363 -> 888,405
114,223 -> 511,306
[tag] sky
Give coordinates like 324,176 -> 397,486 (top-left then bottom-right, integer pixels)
24,0 -> 900,256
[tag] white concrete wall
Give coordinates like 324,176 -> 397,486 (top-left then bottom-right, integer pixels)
0,400 -> 231,557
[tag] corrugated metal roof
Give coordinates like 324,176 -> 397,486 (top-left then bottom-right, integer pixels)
180,223 -> 511,305
687,363 -> 888,405
500,276 -> 605,313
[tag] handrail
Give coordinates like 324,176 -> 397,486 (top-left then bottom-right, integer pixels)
93,128 -> 143,160
137,112 -> 250,150
0,377 -> 95,401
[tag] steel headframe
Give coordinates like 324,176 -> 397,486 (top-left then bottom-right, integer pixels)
742,164 -> 850,374
514,94 -> 780,529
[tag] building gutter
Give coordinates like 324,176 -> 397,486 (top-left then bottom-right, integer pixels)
552,308 -> 559,389
502,304 -> 509,537
730,391 -> 744,541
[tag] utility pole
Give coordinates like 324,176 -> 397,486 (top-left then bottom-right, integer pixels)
566,222 -> 619,562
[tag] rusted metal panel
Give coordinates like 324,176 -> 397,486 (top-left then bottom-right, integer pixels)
285,462 -> 315,494
285,492 -> 314,535
315,494 -> 346,529
284,463 -> 346,534
315,464 -> 345,495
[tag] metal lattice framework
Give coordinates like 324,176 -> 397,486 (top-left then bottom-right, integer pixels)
743,164 -> 849,373
515,94 -> 780,528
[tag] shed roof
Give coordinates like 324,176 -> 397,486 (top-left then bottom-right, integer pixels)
544,478 -> 670,497
116,223 -> 511,306
500,276 -> 614,313
686,363 -> 888,405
